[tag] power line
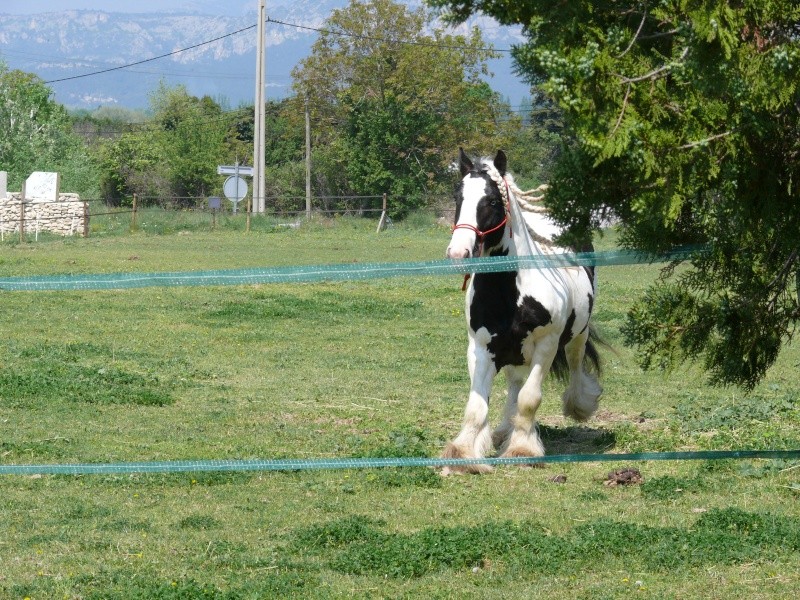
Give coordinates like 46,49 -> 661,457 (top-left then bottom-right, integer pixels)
265,16 -> 511,53
42,23 -> 258,84
24,15 -> 515,88
3,48 -> 258,82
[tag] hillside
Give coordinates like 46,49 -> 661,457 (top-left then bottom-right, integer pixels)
0,0 -> 529,109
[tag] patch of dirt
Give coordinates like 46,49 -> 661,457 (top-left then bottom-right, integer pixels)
603,467 -> 643,486
311,416 -> 362,427
590,409 -> 631,423
535,422 -> 613,455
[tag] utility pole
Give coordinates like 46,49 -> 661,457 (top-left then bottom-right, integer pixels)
305,95 -> 312,220
253,0 -> 266,214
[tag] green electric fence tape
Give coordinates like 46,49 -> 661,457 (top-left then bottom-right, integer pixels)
0,248 -> 698,291
1,450 -> 798,476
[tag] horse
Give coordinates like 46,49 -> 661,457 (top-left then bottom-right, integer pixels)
442,148 -> 602,474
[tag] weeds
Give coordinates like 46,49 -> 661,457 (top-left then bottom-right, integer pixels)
0,342 -> 191,408
356,427 -> 443,489
288,509 -> 800,579
178,515 -> 222,530
673,390 -> 798,433
640,474 -> 708,500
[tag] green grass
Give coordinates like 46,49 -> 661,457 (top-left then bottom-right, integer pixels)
1,218 -> 799,598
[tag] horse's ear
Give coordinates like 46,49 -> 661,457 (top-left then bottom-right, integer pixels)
494,150 -> 507,176
459,147 -> 474,177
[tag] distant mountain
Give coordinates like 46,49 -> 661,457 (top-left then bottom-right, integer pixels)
0,0 -> 530,109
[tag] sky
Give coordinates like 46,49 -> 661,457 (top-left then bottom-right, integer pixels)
0,0 -> 254,15
0,0 -> 530,106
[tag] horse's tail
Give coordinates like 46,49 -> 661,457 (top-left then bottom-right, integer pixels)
551,324 -> 604,381
584,326 -> 604,374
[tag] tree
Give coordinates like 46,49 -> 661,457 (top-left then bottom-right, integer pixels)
0,60 -> 99,197
149,83 -> 229,200
503,93 -> 563,188
429,1 -> 800,389
97,130 -> 167,202
291,0 -> 518,215
97,83 -> 236,204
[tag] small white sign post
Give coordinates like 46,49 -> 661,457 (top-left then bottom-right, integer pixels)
223,176 -> 248,213
218,162 -> 251,213
217,165 -> 254,177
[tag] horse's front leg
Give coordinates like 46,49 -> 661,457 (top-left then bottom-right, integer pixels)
492,366 -> 527,449
441,336 -> 496,475
499,336 -> 558,460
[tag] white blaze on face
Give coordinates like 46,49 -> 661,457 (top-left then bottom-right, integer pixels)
446,176 -> 487,259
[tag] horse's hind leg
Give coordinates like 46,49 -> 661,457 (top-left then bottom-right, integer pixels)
561,330 -> 602,422
441,342 -> 496,475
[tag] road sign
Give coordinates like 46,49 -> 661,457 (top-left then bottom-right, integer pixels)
223,177 -> 248,213
217,165 -> 254,176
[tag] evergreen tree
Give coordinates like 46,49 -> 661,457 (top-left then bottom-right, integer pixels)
428,0 -> 800,388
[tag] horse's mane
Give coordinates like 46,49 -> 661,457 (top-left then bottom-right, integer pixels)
477,158 -> 556,247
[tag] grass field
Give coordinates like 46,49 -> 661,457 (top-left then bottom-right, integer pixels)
1,213 -> 799,599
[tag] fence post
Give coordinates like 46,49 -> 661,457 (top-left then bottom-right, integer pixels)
376,193 -> 388,233
19,198 -> 25,243
131,193 -> 138,231
246,196 -> 251,233
83,201 -> 89,238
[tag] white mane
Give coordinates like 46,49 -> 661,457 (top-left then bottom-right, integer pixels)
480,159 -> 563,249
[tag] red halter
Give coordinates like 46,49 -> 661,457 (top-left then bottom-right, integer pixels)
451,214 -> 508,242
452,178 -> 513,290
451,177 -> 513,255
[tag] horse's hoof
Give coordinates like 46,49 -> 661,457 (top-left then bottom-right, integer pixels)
500,447 -> 545,468
440,443 -> 493,475
441,463 -> 493,476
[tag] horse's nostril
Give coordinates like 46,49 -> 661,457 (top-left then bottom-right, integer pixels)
447,247 -> 471,259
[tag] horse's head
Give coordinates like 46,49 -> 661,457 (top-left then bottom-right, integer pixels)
446,148 -> 509,259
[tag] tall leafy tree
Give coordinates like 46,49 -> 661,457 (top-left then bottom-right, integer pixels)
503,93 -> 563,187
149,83 -> 228,200
97,130 -> 167,202
0,60 -> 99,197
429,0 -> 800,388
292,0 -> 515,214
98,83 -> 233,204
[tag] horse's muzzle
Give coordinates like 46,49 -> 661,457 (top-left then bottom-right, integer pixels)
446,245 -> 472,259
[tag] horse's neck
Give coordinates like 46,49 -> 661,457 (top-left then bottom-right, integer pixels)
504,210 -> 545,256
507,201 -> 562,257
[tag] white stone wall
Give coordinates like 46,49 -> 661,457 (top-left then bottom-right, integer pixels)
0,193 -> 87,237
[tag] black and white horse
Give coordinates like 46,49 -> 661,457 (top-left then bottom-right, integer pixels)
442,149 -> 602,474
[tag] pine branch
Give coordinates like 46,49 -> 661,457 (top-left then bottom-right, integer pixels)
617,7 -> 648,59
678,130 -> 734,149
618,47 -> 689,84
610,83 -> 632,136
